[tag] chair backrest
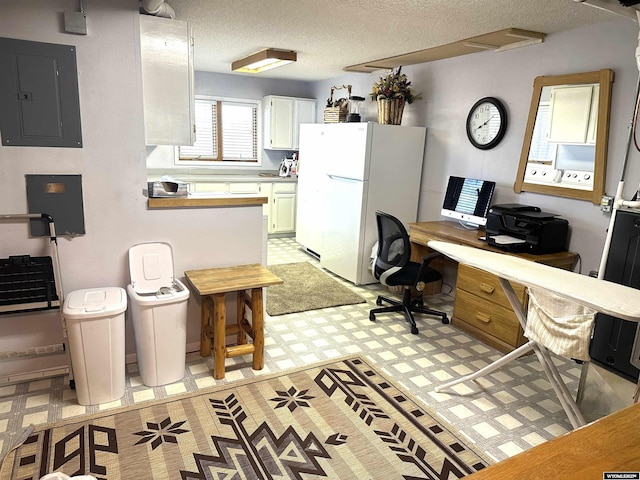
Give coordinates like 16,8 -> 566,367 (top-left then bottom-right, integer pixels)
372,211 -> 411,283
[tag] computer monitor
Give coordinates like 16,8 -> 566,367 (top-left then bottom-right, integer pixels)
441,176 -> 496,228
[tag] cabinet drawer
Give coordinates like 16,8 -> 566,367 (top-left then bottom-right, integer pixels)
273,182 -> 296,194
457,264 -> 526,310
229,182 -> 260,194
453,289 -> 521,346
193,182 -> 228,193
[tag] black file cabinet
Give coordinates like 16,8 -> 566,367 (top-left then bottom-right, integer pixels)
589,210 -> 640,381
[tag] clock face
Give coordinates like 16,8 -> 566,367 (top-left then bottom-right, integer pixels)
466,97 -> 507,150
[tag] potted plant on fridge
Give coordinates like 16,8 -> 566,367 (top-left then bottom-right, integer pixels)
369,66 -> 421,125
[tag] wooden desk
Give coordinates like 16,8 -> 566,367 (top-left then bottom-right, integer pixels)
184,264 -> 283,379
466,374 -> 640,479
408,221 -> 579,353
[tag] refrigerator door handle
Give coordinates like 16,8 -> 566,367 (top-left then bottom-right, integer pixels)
326,174 -> 362,183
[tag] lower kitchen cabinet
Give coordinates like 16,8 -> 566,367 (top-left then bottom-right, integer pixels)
270,183 -> 296,234
192,180 -> 296,234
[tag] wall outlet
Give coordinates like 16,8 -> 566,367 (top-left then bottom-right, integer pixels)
600,195 -> 614,213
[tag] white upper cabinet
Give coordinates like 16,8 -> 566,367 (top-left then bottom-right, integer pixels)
140,15 -> 195,146
293,99 -> 316,149
547,84 -> 598,145
264,96 -> 294,150
263,95 -> 316,150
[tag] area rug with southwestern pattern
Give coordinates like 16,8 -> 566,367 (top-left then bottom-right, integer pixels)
0,357 -> 491,479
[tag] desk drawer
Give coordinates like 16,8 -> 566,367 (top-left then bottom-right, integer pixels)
457,264 -> 526,310
453,289 -> 521,346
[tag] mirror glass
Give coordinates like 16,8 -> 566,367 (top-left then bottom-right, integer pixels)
514,69 -> 614,204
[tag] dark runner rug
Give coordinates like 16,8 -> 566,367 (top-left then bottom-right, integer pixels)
266,262 -> 365,316
0,356 -> 491,479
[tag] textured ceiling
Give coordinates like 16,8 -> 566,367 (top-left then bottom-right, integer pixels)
165,0 -> 636,81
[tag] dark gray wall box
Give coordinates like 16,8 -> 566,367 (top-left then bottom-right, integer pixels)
0,37 -> 82,147
26,174 -> 86,236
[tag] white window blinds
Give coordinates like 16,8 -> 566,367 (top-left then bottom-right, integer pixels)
528,103 -> 557,163
179,100 -> 218,159
221,102 -> 258,160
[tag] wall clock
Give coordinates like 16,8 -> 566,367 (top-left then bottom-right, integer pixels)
466,97 -> 508,150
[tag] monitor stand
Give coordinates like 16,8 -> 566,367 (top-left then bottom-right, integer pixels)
455,220 -> 481,230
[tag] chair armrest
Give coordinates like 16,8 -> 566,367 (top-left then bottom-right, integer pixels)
414,252 -> 443,289
421,252 -> 443,266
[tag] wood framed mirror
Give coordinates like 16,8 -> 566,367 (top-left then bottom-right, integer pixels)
514,69 -> 614,204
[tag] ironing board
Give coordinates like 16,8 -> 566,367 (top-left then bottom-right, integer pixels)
428,240 -> 640,429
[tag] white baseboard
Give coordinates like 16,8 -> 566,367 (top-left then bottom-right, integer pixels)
1,342 -> 203,386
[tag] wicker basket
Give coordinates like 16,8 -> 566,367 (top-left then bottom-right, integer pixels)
323,84 -> 351,123
323,107 -> 348,123
377,98 -> 405,125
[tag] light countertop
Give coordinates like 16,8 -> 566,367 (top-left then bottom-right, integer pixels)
146,170 -> 298,183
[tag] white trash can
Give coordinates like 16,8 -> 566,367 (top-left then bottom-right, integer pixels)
62,287 -> 127,406
127,242 -> 189,387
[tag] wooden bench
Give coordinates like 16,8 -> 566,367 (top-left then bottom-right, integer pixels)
185,263 -> 283,380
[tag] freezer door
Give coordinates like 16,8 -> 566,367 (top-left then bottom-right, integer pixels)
322,123 -> 371,181
320,175 -> 368,284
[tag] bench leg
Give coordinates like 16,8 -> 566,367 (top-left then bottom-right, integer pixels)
237,290 -> 247,345
251,287 -> 264,371
200,296 -> 213,357
213,292 -> 227,380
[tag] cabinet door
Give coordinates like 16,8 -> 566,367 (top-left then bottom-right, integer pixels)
260,183 -> 273,230
272,192 -> 296,233
586,85 -> 599,145
265,96 -> 294,150
293,99 -> 316,149
140,16 -> 195,146
547,85 -> 593,144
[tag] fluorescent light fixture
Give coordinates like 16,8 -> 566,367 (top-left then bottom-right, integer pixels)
232,48 -> 297,73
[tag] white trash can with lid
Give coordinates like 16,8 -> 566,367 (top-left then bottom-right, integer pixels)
62,287 -> 127,406
127,242 -> 190,387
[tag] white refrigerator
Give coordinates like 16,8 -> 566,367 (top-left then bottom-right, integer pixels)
296,122 -> 426,285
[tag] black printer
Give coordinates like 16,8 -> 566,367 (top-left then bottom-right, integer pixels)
485,204 -> 569,254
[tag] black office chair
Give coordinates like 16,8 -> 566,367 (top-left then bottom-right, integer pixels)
370,211 -> 449,334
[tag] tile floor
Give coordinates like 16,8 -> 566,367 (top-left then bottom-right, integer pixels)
0,237 -> 636,466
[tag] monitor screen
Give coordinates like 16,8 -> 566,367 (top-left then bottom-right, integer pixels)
441,176 -> 496,227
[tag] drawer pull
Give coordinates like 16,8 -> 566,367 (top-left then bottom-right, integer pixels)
479,283 -> 495,294
476,312 -> 491,323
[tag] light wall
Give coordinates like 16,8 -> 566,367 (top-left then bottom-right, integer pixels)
0,0 -> 264,377
1,1 -> 639,378
311,19 -> 640,274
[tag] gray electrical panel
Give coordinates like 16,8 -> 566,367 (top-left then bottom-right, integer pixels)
0,37 -> 82,148
26,174 -> 85,236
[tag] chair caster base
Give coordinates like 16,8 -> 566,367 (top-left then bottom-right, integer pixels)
441,315 -> 449,324
410,326 -> 419,335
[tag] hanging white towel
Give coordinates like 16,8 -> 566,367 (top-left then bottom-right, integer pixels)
524,287 -> 596,361
39,474 -> 97,480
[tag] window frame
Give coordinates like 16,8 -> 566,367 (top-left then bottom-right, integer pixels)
174,94 -> 262,167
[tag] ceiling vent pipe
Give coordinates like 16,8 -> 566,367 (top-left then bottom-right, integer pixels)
141,0 -> 175,19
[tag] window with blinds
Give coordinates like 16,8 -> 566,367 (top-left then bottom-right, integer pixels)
178,97 -> 259,163
528,102 -> 557,164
